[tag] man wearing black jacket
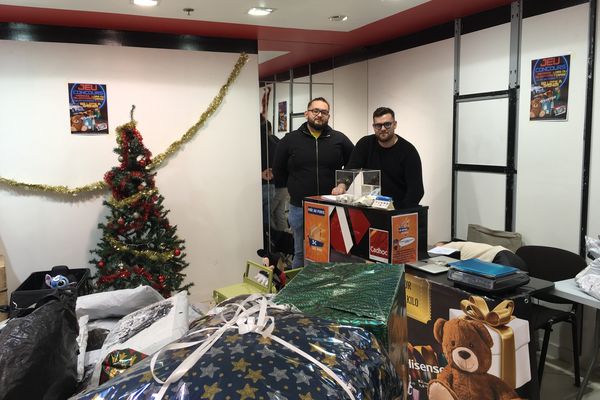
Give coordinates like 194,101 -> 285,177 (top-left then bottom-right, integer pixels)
332,106 -> 424,209
273,97 -> 354,268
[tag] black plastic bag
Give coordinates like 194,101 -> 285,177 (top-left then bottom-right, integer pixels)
0,290 -> 79,400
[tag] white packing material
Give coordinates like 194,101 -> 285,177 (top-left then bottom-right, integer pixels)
86,318 -> 120,332
76,315 -> 90,382
575,258 -> 600,300
76,285 -> 164,320
88,291 -> 189,387
575,236 -> 600,300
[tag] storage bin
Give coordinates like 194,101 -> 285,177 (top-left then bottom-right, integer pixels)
9,265 -> 92,317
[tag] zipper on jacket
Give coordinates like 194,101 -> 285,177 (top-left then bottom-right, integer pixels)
315,137 -> 319,195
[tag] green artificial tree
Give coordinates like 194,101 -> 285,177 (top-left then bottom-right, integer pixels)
90,115 -> 192,297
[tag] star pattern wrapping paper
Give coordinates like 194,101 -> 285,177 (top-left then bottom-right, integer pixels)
74,300 -> 402,400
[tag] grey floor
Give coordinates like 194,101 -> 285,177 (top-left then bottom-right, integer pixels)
541,357 -> 600,399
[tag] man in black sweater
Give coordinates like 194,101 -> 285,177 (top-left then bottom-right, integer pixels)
273,97 -> 354,268
332,106 -> 424,209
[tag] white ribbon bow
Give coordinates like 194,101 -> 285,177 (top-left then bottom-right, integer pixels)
150,294 -> 356,400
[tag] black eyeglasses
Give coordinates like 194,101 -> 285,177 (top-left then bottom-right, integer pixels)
308,108 -> 330,117
373,121 -> 394,130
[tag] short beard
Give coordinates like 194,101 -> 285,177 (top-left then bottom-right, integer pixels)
307,120 -> 325,131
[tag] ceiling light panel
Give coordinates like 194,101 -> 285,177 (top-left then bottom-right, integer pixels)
248,7 -> 275,16
132,0 -> 159,6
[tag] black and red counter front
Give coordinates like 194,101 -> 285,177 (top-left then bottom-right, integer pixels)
302,195 -> 428,265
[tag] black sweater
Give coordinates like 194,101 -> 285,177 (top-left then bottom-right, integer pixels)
345,134 -> 424,208
273,122 -> 354,207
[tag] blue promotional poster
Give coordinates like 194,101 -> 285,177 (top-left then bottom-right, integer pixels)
530,55 -> 569,121
68,83 -> 109,134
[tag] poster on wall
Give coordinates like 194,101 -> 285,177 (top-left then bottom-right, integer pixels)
391,213 -> 418,264
304,202 -> 330,263
278,101 -> 288,132
530,55 -> 570,121
68,83 -> 109,134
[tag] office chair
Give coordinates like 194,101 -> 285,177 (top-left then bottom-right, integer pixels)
515,245 -> 587,387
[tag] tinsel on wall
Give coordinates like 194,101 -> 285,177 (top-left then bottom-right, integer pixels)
90,116 -> 192,297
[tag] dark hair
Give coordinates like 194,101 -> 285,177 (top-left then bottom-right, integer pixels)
373,107 -> 395,119
307,97 -> 330,110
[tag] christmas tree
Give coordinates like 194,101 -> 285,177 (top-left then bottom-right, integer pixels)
90,116 -> 192,297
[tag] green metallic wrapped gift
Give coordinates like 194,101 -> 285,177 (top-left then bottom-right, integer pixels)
274,262 -> 406,375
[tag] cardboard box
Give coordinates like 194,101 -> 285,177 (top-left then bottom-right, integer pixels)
0,254 -> 5,289
0,289 -> 7,321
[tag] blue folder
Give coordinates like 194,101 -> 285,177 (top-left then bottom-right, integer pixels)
448,258 -> 518,279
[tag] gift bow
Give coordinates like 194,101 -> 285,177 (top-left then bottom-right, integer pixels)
459,296 -> 517,389
150,295 -> 356,400
460,296 -> 515,327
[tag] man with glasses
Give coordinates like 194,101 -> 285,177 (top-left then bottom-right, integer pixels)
273,97 -> 354,268
332,106 -> 424,209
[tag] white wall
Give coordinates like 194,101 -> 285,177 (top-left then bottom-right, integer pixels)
329,2 -> 597,365
329,4 -> 594,252
0,40 -> 262,303
454,22 -> 512,238
332,61 -> 369,142
516,4 -> 588,251
366,39 -> 455,245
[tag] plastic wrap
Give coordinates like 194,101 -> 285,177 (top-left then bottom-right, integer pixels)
76,285 -> 164,320
73,295 -> 402,400
575,236 -> 600,300
87,291 -> 188,388
274,262 -> 404,348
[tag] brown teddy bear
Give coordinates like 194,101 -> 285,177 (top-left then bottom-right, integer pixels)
70,114 -> 83,132
428,318 -> 521,400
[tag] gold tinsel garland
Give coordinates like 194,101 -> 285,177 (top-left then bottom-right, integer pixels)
106,236 -> 174,263
0,178 -> 106,196
108,189 -> 158,208
0,52 -> 249,196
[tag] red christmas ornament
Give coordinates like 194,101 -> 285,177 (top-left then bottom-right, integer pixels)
98,260 -> 105,268
139,159 -> 146,167
159,275 -> 166,282
174,248 -> 181,256
117,217 -> 125,225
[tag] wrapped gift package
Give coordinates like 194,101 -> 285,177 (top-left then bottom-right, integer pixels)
274,263 -> 405,346
99,349 -> 148,384
74,295 -> 402,400
273,262 -> 406,380
449,301 -> 531,388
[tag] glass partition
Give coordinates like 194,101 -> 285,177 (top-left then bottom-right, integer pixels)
259,60 -> 335,262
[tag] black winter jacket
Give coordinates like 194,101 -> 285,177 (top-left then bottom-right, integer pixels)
273,122 -> 354,207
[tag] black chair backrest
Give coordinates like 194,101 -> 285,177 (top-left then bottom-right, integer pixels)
515,245 -> 587,282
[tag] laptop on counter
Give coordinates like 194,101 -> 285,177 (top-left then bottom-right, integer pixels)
406,256 -> 456,275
